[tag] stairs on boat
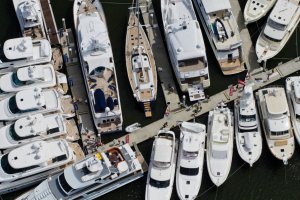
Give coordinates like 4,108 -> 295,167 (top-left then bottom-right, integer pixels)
143,102 -> 152,118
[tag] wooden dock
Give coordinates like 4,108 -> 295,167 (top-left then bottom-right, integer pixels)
100,57 -> 300,150
40,0 -> 60,45
140,0 -> 181,112
60,28 -> 98,155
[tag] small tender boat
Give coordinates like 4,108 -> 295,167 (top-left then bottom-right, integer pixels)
256,87 -> 295,164
207,102 -> 233,186
145,130 -> 178,200
234,84 -> 262,166
176,122 -> 206,200
286,77 -> 300,146
244,0 -> 277,24
125,122 -> 141,133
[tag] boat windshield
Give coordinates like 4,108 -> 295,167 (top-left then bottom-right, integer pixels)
9,124 -> 36,141
270,130 -> 289,136
1,154 -> 39,174
149,177 -> 170,188
211,150 -> 227,159
264,34 -> 281,42
58,173 -> 74,194
268,19 -> 286,31
178,57 -> 205,69
183,150 -> 198,158
8,96 -> 21,114
239,114 -> 256,122
12,72 -> 26,86
179,166 -> 199,176
153,161 -> 171,168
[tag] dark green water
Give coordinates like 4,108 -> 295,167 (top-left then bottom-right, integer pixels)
1,0 -> 300,199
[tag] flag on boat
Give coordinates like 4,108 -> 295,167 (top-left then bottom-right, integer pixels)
238,78 -> 245,86
229,84 -> 234,96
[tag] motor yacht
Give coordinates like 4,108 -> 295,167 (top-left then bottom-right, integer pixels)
0,64 -> 68,98
161,0 -> 210,101
193,0 -> 245,75
0,37 -> 52,70
234,84 -> 262,166
256,87 -> 295,164
244,0 -> 277,24
286,77 -> 300,146
0,113 -> 70,150
125,0 -> 157,116
145,130 -> 178,200
0,87 -> 75,121
16,143 -> 146,200
13,0 -> 46,39
207,102 -> 233,186
0,139 -> 76,184
176,122 -> 206,200
73,0 -> 123,134
256,0 -> 300,62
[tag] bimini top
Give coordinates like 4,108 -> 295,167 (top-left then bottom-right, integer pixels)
154,138 -> 173,163
265,88 -> 288,115
15,88 -> 46,110
269,0 -> 298,26
182,132 -> 202,152
7,140 -> 68,169
202,0 -> 231,14
3,37 -> 50,60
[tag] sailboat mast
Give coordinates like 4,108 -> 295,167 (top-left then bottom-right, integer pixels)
136,0 -> 140,49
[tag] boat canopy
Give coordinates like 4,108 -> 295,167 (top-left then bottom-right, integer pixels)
202,0 -> 231,13
94,89 -> 106,113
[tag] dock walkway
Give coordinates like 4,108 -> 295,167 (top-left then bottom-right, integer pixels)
229,0 -> 261,72
40,0 -> 60,45
140,0 -> 180,112
101,57 -> 300,150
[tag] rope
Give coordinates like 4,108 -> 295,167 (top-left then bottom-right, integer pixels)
101,1 -> 132,5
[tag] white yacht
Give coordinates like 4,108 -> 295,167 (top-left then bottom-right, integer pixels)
145,130 -> 178,200
176,122 -> 206,200
286,77 -> 300,146
234,84 -> 262,167
0,64 -> 68,98
244,0 -> 277,24
207,102 -> 233,186
0,113 -> 69,150
125,0 -> 157,116
0,139 -> 76,184
0,37 -> 52,70
161,0 -> 210,101
256,0 -> 300,62
0,87 -> 74,121
256,87 -> 295,164
193,0 -> 246,75
73,0 -> 123,134
13,0 -> 46,39
16,144 -> 146,200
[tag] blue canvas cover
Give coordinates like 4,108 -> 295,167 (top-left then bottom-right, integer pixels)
94,89 -> 106,113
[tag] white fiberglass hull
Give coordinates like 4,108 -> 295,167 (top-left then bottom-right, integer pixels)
234,100 -> 262,166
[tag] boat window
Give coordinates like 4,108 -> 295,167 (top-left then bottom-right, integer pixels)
183,150 -> 198,158
270,130 -> 289,136
58,174 -> 74,194
153,161 -> 171,168
264,34 -> 281,42
8,96 -> 21,114
239,127 -> 258,133
12,72 -> 26,86
90,66 -> 105,76
296,114 -> 300,120
9,124 -> 36,141
180,166 -> 199,176
1,154 -> 39,174
268,19 -> 286,31
149,177 -> 170,188
52,155 -> 67,163
178,58 -> 202,68
239,114 -> 256,122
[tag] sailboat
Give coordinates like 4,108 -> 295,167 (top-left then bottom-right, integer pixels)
125,0 -> 157,117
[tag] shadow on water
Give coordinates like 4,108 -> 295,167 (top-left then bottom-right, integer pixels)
1,0 -> 300,199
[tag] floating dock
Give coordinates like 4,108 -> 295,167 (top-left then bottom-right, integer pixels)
101,57 -> 300,150
40,0 -> 60,45
140,0 -> 181,112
